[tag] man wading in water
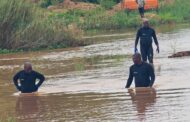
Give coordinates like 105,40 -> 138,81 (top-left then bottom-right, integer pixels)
136,0 -> 145,18
13,62 -> 45,93
135,19 -> 159,65
125,53 -> 155,88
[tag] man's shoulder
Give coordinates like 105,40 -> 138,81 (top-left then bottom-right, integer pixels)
32,70 -> 40,74
14,70 -> 24,77
148,27 -> 155,31
32,70 -> 44,76
130,64 -> 136,69
137,28 -> 143,34
139,27 -> 143,31
18,70 -> 25,74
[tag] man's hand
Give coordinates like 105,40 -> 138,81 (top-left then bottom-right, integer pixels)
34,85 -> 39,92
156,46 -> 159,53
134,47 -> 138,53
17,87 -> 22,91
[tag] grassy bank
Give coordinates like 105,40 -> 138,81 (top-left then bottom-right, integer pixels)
0,0 -> 190,52
0,0 -> 83,52
49,7 -> 141,30
157,0 -> 190,23
49,0 -> 190,30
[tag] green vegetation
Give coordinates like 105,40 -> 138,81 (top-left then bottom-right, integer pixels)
0,116 -> 16,122
74,62 -> 85,71
50,8 -> 141,30
158,0 -> 190,23
0,0 -> 83,51
40,0 -> 64,8
98,0 -> 117,10
49,0 -> 190,30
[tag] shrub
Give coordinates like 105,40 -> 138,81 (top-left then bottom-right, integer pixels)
40,0 -> 64,8
0,0 -> 82,50
98,0 -> 117,10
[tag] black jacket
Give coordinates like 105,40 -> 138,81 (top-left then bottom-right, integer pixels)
126,62 -> 155,88
13,70 -> 45,93
135,26 -> 158,48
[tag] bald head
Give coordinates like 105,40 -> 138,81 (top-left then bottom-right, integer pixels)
133,53 -> 142,64
24,62 -> 32,73
143,18 -> 149,27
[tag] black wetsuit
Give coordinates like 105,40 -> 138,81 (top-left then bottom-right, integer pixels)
13,70 -> 45,93
135,27 -> 158,63
125,62 -> 155,88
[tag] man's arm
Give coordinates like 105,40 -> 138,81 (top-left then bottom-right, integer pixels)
125,67 -> 133,88
13,72 -> 21,91
152,29 -> 159,53
135,29 -> 140,52
35,72 -> 45,88
148,65 -> 155,87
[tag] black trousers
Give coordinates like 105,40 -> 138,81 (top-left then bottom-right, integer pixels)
140,46 -> 153,63
138,7 -> 144,16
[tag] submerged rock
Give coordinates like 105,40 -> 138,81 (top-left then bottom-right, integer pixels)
168,51 -> 190,58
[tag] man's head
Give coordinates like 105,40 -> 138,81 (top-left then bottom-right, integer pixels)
143,18 -> 149,28
24,62 -> 33,73
133,53 -> 142,65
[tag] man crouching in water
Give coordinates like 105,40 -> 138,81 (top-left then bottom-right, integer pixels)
125,53 -> 155,88
13,62 -> 45,93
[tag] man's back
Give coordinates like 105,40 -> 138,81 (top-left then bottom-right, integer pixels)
137,0 -> 145,8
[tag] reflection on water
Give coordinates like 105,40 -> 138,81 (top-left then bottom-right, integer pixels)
128,88 -> 157,121
16,94 -> 41,121
0,24 -> 190,121
10,88 -> 190,121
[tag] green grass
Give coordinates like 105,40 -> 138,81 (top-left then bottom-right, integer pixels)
0,116 -> 16,122
74,63 -> 85,71
0,0 -> 83,51
49,0 -> 190,31
156,0 -> 190,23
49,7 -> 141,31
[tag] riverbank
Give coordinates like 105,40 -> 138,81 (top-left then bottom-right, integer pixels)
0,0 -> 190,53
0,0 -> 85,52
47,0 -> 190,30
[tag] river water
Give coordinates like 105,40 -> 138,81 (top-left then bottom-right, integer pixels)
0,24 -> 190,122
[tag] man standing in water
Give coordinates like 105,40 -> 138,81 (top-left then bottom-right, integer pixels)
135,19 -> 159,64
125,53 -> 155,88
13,62 -> 45,93
136,0 -> 145,18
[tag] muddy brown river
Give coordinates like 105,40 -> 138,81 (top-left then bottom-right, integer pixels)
0,24 -> 190,122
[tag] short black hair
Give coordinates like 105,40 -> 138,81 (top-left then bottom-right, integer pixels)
133,53 -> 141,58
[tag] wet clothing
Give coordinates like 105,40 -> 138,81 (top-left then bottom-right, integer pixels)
135,27 -> 158,63
138,7 -> 144,15
140,44 -> 154,63
126,62 -> 155,88
13,70 -> 45,93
